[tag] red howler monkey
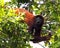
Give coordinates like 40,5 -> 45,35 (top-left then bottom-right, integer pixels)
15,8 -> 52,43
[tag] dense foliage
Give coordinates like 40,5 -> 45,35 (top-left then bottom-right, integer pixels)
0,0 -> 60,48
0,0 -> 32,48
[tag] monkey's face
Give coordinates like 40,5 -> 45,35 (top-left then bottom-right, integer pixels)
34,15 -> 44,27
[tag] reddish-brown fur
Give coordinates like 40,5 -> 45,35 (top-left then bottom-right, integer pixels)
15,8 -> 34,26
